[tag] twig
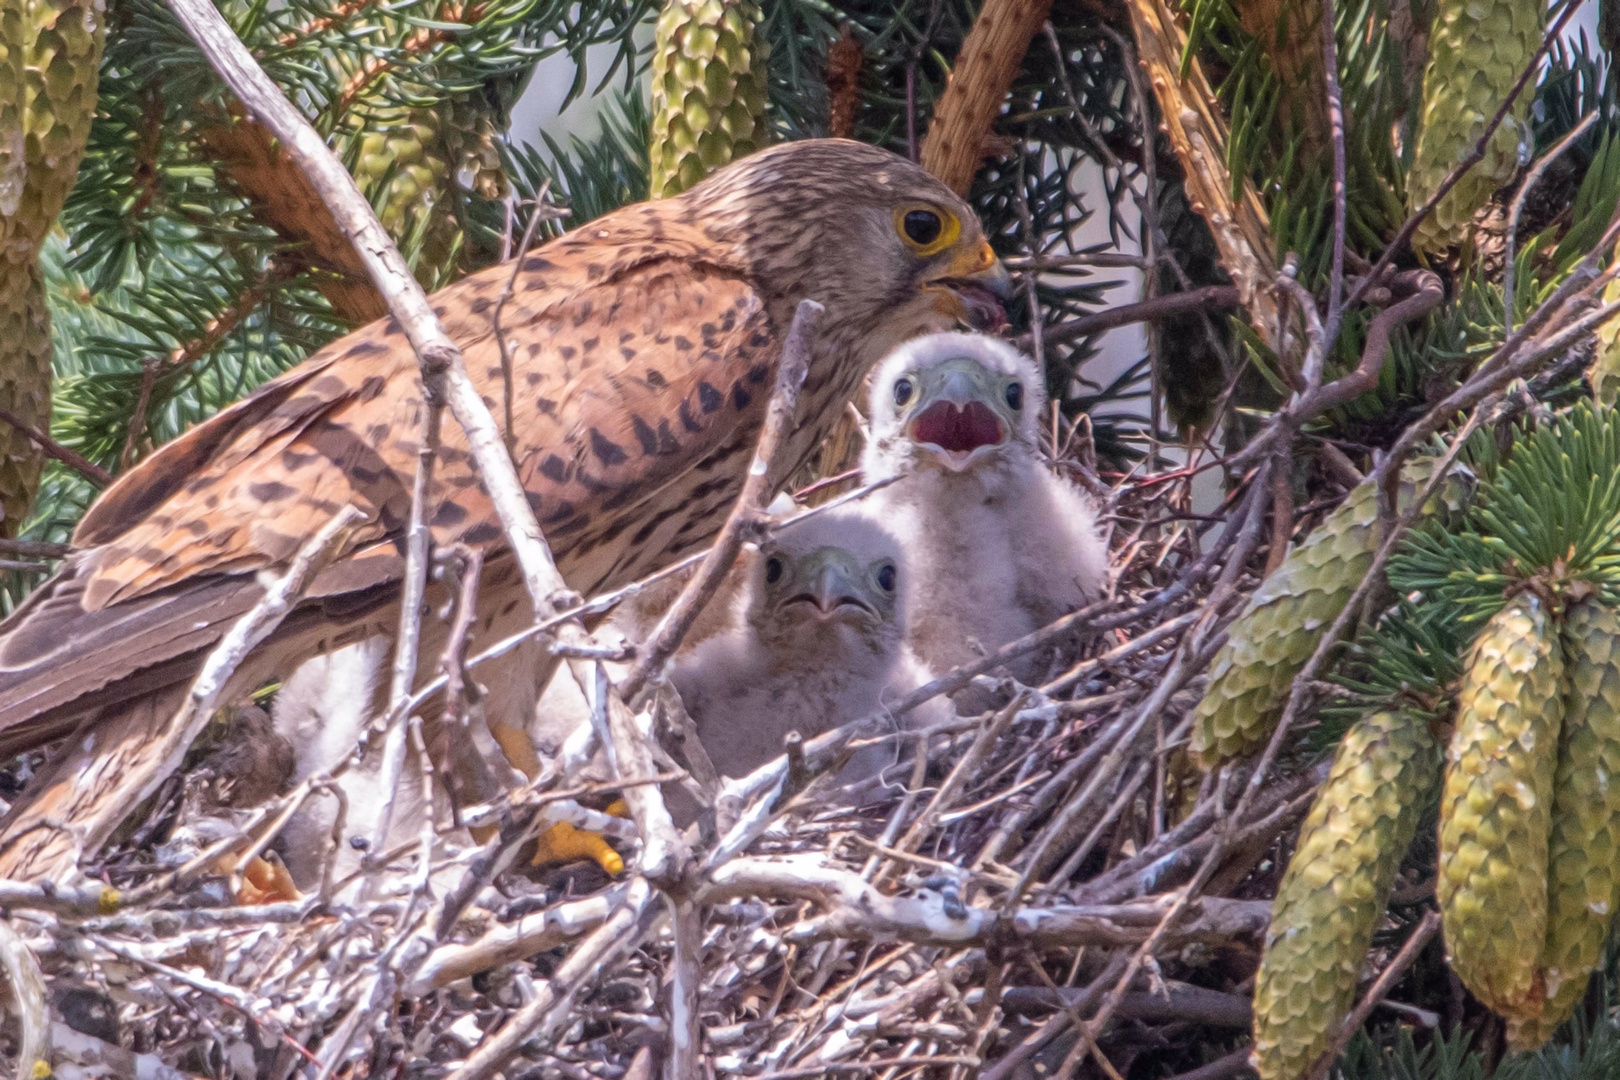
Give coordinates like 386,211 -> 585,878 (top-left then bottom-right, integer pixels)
1504,112 -> 1598,333
118,262 -> 289,470
1034,286 -> 1242,349
445,877 -> 660,1080
368,340 -> 444,863
1229,270 -> 1444,472
1164,1048 -> 1255,1080
492,185 -> 566,457
0,916 -> 48,1080
667,896 -> 703,1080
1264,456 -> 1294,577
0,407 -> 110,486
1321,0 -> 1348,324
701,855 -> 1270,947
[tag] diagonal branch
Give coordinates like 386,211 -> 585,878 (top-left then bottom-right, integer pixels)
1122,0 -> 1280,349
0,407 -> 111,486
619,300 -> 822,703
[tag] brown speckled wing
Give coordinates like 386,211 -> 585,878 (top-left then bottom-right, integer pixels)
0,206 -> 779,740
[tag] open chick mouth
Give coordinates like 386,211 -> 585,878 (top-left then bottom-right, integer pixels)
909,398 -> 1006,465
942,280 -> 1009,332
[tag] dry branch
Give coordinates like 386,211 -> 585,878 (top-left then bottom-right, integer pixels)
620,299 -> 821,703
920,0 -> 1054,194
1123,0 -> 1281,348
703,855 -> 1271,947
0,917 -> 47,1079
0,405 -> 110,486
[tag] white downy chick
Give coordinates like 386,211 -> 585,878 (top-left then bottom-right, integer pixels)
271,637 -> 469,894
861,331 -> 1108,681
670,509 -> 933,781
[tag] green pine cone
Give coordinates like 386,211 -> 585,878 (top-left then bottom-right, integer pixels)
1191,458 -> 1463,769
1406,0 -> 1543,252
648,0 -> 769,199
1438,591 -> 1564,1021
1506,599 -> 1620,1050
360,109 -> 447,235
1251,709 -> 1441,1080
0,0 -> 104,534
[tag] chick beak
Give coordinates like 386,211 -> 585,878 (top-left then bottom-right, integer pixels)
906,369 -> 1008,471
928,239 -> 1012,331
796,558 -> 875,621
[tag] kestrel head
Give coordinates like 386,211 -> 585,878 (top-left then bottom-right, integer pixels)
746,510 -> 904,657
863,332 -> 1043,478
679,140 -> 1012,345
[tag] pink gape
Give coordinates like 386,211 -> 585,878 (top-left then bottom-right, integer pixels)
910,398 -> 1005,455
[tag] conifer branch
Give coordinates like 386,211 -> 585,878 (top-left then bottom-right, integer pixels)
0,408 -> 111,486
1122,0 -> 1281,349
920,0 -> 1054,194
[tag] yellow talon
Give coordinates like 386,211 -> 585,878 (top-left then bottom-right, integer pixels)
533,821 -> 624,875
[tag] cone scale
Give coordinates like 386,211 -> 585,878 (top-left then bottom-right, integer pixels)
1507,600 -> 1620,1049
648,0 -> 769,198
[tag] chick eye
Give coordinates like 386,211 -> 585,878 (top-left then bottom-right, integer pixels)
893,377 -> 914,407
903,209 -> 941,246
765,557 -> 784,584
876,563 -> 897,592
1004,381 -> 1024,411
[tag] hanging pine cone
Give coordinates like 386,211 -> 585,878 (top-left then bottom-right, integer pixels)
648,0 -> 770,198
1438,590 -> 1564,1022
1507,598 -> 1620,1049
0,0 -> 104,534
1191,458 -> 1465,768
1250,708 -> 1440,1080
1405,0 -> 1543,252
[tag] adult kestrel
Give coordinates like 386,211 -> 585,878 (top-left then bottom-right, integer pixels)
860,333 -> 1107,682
0,139 -> 1008,877
670,509 -> 937,781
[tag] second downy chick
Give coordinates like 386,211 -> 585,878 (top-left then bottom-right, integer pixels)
671,510 -> 935,781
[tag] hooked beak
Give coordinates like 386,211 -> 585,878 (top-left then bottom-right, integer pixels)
924,239 -> 1012,331
783,559 -> 877,621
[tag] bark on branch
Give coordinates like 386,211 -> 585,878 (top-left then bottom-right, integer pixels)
920,0 -> 1054,194
1123,0 -> 1281,348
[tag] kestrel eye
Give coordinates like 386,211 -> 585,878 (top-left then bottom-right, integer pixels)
876,564 -> 897,592
765,557 -> 784,584
1005,382 -> 1024,411
903,209 -> 942,246
893,378 -> 914,407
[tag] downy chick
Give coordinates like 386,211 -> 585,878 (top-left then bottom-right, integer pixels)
861,332 -> 1108,682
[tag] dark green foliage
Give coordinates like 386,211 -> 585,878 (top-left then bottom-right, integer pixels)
505,90 -> 651,234
1392,405 -> 1620,618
